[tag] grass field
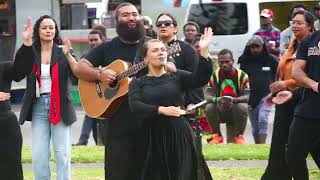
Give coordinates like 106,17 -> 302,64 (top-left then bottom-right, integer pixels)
23,168 -> 320,180
22,144 -> 271,163
21,144 -> 320,179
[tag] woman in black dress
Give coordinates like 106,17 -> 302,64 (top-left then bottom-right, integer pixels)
128,27 -> 213,180
0,17 -> 34,180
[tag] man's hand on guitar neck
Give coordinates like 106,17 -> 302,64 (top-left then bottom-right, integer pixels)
98,68 -> 117,85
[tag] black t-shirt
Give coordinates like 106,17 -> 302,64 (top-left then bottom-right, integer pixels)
86,37 -> 139,67
294,31 -> 320,119
84,37 -> 144,137
239,55 -> 278,108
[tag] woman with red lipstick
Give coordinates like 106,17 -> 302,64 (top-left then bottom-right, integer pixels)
18,15 -> 77,180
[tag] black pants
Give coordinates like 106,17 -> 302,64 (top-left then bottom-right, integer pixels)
262,100 -> 320,180
0,111 -> 23,180
286,116 -> 320,180
104,126 -> 146,180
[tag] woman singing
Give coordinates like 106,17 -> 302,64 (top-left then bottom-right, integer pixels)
129,27 -> 213,180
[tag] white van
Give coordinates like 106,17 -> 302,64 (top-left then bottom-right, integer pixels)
185,0 -> 318,62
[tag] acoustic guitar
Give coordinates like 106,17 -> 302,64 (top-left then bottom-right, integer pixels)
79,42 -> 181,119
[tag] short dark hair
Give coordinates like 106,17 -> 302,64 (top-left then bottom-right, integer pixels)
218,49 -> 233,59
183,21 -> 200,32
88,30 -> 103,40
141,39 -> 162,58
156,13 -> 178,26
114,2 -> 136,22
290,3 -> 307,15
92,24 -> 107,41
292,10 -> 315,32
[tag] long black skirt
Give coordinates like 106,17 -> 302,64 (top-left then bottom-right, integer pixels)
0,110 -> 23,180
142,117 -> 212,180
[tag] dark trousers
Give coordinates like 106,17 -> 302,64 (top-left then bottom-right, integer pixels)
262,100 -> 320,180
78,115 -> 98,144
104,126 -> 146,180
286,116 -> 320,180
0,111 -> 23,180
205,103 -> 248,143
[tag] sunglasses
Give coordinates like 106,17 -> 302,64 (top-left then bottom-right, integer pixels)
155,20 -> 173,27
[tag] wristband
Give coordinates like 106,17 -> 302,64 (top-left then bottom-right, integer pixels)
318,82 -> 320,93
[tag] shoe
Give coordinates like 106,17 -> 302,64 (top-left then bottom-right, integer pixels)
234,134 -> 245,144
208,134 -> 224,144
72,141 -> 87,146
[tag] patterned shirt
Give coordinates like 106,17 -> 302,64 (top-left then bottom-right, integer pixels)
255,26 -> 281,58
208,67 -> 250,97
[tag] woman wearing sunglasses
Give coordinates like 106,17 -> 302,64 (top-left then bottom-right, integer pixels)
155,12 -> 205,115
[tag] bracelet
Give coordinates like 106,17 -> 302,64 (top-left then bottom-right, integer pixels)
97,66 -> 102,80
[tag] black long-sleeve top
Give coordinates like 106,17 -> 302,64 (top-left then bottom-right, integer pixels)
128,56 -> 212,120
0,45 -> 34,112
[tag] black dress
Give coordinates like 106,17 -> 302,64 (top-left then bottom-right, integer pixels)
0,45 -> 34,180
129,58 -> 213,180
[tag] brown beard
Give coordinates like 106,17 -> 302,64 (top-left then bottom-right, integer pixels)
116,20 -> 144,42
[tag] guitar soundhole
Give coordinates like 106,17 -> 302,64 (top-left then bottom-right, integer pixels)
105,82 -> 119,99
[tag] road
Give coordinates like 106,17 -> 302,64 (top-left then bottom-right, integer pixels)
11,104 -> 275,146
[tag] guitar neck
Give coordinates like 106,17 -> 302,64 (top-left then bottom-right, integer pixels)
117,61 -> 147,81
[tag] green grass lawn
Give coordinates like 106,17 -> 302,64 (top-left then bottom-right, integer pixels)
22,144 -> 271,163
21,145 -> 320,179
22,168 -> 320,180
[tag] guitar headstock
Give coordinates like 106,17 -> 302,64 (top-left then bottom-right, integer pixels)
167,41 -> 181,60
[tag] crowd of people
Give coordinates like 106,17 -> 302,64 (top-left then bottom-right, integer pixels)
1,2 -> 320,180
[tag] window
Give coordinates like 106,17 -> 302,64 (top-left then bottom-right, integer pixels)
187,3 -> 248,35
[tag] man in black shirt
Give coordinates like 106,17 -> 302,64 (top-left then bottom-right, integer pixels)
289,30 -> 320,179
71,3 -> 149,180
239,35 -> 278,144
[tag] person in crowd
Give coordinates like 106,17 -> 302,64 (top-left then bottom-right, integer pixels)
18,15 -> 77,180
287,11 -> 320,180
156,12 -> 204,110
255,8 -> 281,59
313,4 -> 320,30
0,17 -> 34,180
141,16 -> 157,38
280,4 -> 307,55
64,3 -> 171,180
261,10 -> 320,180
128,28 -> 213,180
183,21 -> 200,44
205,49 -> 250,144
239,35 -> 278,144
92,24 -> 107,41
74,30 -> 104,146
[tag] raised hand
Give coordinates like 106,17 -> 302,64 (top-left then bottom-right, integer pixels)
22,16 -> 33,46
199,27 -> 213,58
62,39 -> 72,56
0,92 -> 10,101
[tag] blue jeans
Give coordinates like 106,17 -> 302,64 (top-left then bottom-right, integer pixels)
249,97 -> 272,138
31,95 -> 71,180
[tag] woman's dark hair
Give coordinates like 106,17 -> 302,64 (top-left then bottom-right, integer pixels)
156,13 -> 178,26
32,15 -> 62,50
292,10 -> 315,32
141,39 -> 162,58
